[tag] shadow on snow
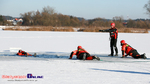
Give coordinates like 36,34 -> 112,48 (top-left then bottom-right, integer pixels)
90,68 -> 150,75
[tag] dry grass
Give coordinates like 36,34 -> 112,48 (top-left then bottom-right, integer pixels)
118,28 -> 149,33
3,26 -> 149,33
3,26 -> 74,32
79,27 -> 148,33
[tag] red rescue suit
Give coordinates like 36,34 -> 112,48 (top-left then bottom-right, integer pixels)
121,43 -> 145,58
17,50 -> 32,56
69,47 -> 94,60
109,27 -> 118,39
122,43 -> 135,56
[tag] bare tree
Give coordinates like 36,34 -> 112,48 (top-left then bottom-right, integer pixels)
20,11 -> 34,25
112,16 -> 124,22
0,15 -> 4,25
144,0 -> 150,29
42,6 -> 55,15
144,0 -> 150,18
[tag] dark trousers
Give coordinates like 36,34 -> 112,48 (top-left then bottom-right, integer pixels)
22,52 -> 27,55
110,38 -> 118,55
78,53 -> 90,59
130,50 -> 144,59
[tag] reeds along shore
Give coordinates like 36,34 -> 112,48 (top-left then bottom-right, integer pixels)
3,26 -> 149,33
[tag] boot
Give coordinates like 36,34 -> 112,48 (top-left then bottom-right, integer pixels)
143,53 -> 147,59
114,53 -> 118,56
93,56 -> 100,60
141,53 -> 147,59
108,54 -> 113,56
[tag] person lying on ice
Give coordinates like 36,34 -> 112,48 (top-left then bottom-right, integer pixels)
120,40 -> 147,59
17,50 -> 32,56
69,46 -> 100,60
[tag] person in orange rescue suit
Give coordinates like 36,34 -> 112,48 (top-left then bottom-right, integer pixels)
69,46 -> 100,60
120,40 -> 147,59
99,22 -> 118,56
17,50 -> 32,56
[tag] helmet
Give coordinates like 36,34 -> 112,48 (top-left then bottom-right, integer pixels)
77,46 -> 82,50
19,50 -> 22,53
111,23 -> 115,27
120,40 -> 125,44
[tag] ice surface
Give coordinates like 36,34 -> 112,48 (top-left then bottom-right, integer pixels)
0,28 -> 150,84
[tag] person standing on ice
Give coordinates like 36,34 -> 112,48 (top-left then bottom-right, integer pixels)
120,40 -> 147,59
69,46 -> 100,60
99,23 -> 118,56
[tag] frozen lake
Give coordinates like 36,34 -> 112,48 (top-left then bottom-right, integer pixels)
0,29 -> 150,84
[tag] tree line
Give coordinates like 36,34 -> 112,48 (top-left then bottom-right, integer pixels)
19,6 -> 149,29
20,6 -> 82,27
1,3 -> 150,29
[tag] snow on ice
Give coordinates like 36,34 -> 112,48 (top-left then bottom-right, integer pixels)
0,27 -> 150,84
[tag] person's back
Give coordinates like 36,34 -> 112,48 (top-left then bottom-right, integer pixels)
121,43 -> 134,55
120,40 -> 147,59
69,46 -> 100,60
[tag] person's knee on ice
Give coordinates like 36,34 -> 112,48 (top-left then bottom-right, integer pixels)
120,40 -> 147,59
69,46 -> 100,60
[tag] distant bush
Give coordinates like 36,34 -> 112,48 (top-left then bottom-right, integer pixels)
124,29 -> 132,33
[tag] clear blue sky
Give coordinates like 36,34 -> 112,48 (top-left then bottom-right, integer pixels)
0,0 -> 149,19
